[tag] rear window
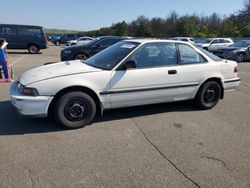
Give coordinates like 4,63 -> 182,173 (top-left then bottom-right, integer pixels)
199,47 -> 222,61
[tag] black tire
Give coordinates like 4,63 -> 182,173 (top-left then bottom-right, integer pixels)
54,92 -> 96,129
54,41 -> 60,46
195,81 -> 221,110
28,45 -> 39,54
236,53 -> 245,62
75,53 -> 87,60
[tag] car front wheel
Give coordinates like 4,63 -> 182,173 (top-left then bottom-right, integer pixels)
195,81 -> 221,110
54,92 -> 96,129
236,53 -> 245,62
75,53 -> 87,60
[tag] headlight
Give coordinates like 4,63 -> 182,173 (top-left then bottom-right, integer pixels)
17,82 -> 39,96
62,50 -> 72,54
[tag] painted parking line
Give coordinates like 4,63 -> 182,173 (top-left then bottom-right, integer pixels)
9,55 -> 28,67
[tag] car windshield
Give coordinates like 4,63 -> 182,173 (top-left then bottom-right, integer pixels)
231,41 -> 250,48
85,41 -> 140,70
198,38 -> 213,44
198,47 -> 222,61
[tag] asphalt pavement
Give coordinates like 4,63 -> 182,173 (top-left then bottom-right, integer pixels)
0,45 -> 250,188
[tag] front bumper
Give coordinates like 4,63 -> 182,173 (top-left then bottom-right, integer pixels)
10,82 -> 53,117
60,52 -> 74,61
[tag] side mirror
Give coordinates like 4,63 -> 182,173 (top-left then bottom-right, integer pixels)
92,43 -> 100,49
123,60 -> 136,69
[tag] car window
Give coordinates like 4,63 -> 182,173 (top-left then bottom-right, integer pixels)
219,39 -> 225,43
127,43 -> 177,68
0,26 -> 17,35
18,27 -> 42,35
212,39 -> 220,44
178,44 -> 207,64
181,39 -> 188,42
96,38 -> 118,47
225,39 -> 232,43
198,47 -> 221,62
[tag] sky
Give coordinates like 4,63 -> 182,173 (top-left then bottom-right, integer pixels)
0,0 -> 245,31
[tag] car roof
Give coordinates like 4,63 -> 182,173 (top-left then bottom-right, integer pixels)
96,36 -> 124,39
124,38 -> 190,44
0,23 -> 43,28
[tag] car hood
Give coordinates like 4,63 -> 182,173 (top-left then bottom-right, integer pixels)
217,47 -> 243,52
19,60 -> 101,85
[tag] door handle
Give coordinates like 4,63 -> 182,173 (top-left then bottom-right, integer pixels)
168,70 -> 177,75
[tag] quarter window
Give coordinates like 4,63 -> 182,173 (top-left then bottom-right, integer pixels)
128,43 -> 177,68
178,44 -> 206,64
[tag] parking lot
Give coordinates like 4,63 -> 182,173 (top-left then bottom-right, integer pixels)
0,45 -> 250,188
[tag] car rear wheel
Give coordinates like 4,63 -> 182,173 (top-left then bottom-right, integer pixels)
195,81 -> 221,110
236,53 -> 245,62
28,45 -> 39,54
75,53 -> 87,60
54,92 -> 96,129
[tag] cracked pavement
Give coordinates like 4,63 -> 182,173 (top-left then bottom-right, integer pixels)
0,45 -> 250,187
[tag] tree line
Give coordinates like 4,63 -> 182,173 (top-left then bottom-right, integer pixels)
82,0 -> 250,38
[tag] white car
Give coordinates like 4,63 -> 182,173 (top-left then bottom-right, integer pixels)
66,37 -> 94,46
10,39 -> 240,129
171,37 -> 195,44
196,38 -> 234,52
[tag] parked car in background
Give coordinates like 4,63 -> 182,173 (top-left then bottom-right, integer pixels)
214,40 -> 250,62
10,39 -> 240,129
59,34 -> 83,44
52,34 -> 83,45
0,24 -> 48,54
66,36 -> 94,46
196,38 -> 233,52
51,35 -> 61,45
61,36 -> 124,61
171,37 -> 195,44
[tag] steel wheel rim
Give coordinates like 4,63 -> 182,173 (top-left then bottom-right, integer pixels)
203,87 -> 219,104
64,100 -> 90,122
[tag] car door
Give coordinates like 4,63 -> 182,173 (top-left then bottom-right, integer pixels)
177,43 -> 208,100
109,42 -> 183,108
208,39 -> 220,51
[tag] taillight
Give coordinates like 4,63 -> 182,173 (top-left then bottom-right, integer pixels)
43,35 -> 47,41
234,66 -> 239,73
